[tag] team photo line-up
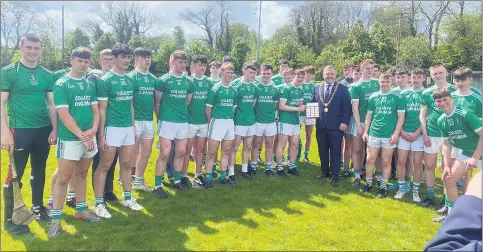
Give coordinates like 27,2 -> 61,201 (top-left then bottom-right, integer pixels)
1,33 -> 481,238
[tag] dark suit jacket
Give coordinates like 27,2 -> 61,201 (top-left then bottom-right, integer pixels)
310,82 -> 351,130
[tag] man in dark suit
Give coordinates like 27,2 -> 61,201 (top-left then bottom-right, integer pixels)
311,66 -> 351,187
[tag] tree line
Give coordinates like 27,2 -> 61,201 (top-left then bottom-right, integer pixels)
1,1 -> 481,79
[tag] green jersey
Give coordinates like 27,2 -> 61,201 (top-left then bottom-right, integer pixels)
53,75 -> 97,141
367,91 -> 406,138
392,86 -> 410,97
438,108 -> 482,157
156,73 -> 193,123
188,76 -> 212,125
255,82 -> 279,123
234,81 -> 258,126
278,83 -> 304,125
271,74 -> 285,86
350,79 -> 380,123
97,71 -> 134,127
54,68 -> 87,81
1,62 -> 55,128
127,70 -> 157,121
452,90 -> 482,119
420,84 -> 457,137
300,82 -> 315,116
206,83 -> 237,119
401,88 -> 424,133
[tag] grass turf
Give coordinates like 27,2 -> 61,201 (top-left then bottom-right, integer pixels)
1,127 -> 444,251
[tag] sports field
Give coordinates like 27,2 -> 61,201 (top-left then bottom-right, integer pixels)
1,128 -> 443,251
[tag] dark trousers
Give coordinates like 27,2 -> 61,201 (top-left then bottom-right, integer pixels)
91,147 -> 118,194
316,127 -> 344,179
4,126 -> 51,220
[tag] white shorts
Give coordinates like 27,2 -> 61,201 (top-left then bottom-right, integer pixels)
367,136 -> 396,148
277,122 -> 301,136
456,153 -> 482,169
208,118 -> 235,141
105,126 -> 135,147
254,122 -> 277,137
157,121 -> 189,140
188,124 -> 208,138
235,124 -> 256,137
299,116 -> 316,126
344,117 -> 354,134
424,136 -> 443,154
397,134 -> 424,152
451,147 -> 462,159
135,120 -> 154,139
351,121 -> 365,138
56,138 -> 98,161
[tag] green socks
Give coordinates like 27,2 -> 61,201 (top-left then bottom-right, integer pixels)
206,172 -> 213,182
220,171 -> 227,180
51,208 -> 63,222
174,171 -> 182,183
95,197 -> 104,207
76,201 -> 87,213
155,175 -> 163,188
124,190 -> 132,201
427,187 -> 435,200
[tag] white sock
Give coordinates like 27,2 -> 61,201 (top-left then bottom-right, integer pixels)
228,165 -> 235,176
241,163 -> 248,173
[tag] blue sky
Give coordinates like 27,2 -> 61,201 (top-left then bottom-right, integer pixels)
31,1 -> 302,39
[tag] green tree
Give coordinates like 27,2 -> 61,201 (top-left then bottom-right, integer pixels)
339,21 -> 375,65
370,22 -> 397,66
92,32 -> 117,68
230,38 -> 251,71
172,26 -> 186,50
186,40 -> 222,64
153,38 -> 177,74
65,28 -> 90,60
128,35 -> 149,50
398,35 -> 432,69
39,32 -> 62,70
315,44 -> 345,80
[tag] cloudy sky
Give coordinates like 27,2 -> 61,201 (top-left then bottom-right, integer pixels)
31,1 -> 301,40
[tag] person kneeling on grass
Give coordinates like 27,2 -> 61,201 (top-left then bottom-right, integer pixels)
360,72 -> 405,198
430,88 -> 482,222
49,47 -> 101,238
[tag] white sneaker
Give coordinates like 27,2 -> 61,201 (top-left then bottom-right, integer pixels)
394,190 -> 405,199
94,204 -> 112,219
412,192 -> 421,203
133,183 -> 153,192
122,199 -> 143,211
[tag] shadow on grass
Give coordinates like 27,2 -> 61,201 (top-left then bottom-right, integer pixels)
6,161 -> 444,251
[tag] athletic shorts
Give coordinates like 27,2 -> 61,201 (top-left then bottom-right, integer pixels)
208,118 -> 235,141
157,121 -> 189,140
254,122 -> 277,137
456,153 -> 482,169
277,122 -> 300,136
367,136 -> 396,148
351,121 -> 365,138
451,147 -> 462,159
56,138 -> 98,160
299,116 -> 316,126
105,126 -> 135,147
397,134 -> 424,152
135,120 -> 154,139
188,124 -> 208,138
235,124 -> 256,137
423,136 -> 443,154
344,116 -> 354,134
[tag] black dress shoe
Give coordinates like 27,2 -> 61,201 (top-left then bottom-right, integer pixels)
316,174 -> 331,180
330,178 -> 339,187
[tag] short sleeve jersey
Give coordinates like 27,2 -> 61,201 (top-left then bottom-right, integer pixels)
1,62 -> 55,128
54,68 -> 70,80
278,83 -> 304,125
401,88 -> 424,133
155,73 -> 193,123
271,74 -> 285,86
53,75 -> 97,141
127,70 -> 157,121
206,83 -> 237,119
300,82 -> 315,116
420,84 -> 457,137
234,81 -> 258,126
255,82 -> 279,123
367,92 -> 406,138
96,71 -> 134,127
438,108 -> 482,157
188,76 -> 212,125
452,90 -> 482,119
349,79 -> 380,122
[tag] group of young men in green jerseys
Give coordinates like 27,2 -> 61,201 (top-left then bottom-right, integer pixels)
1,34 -> 480,238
